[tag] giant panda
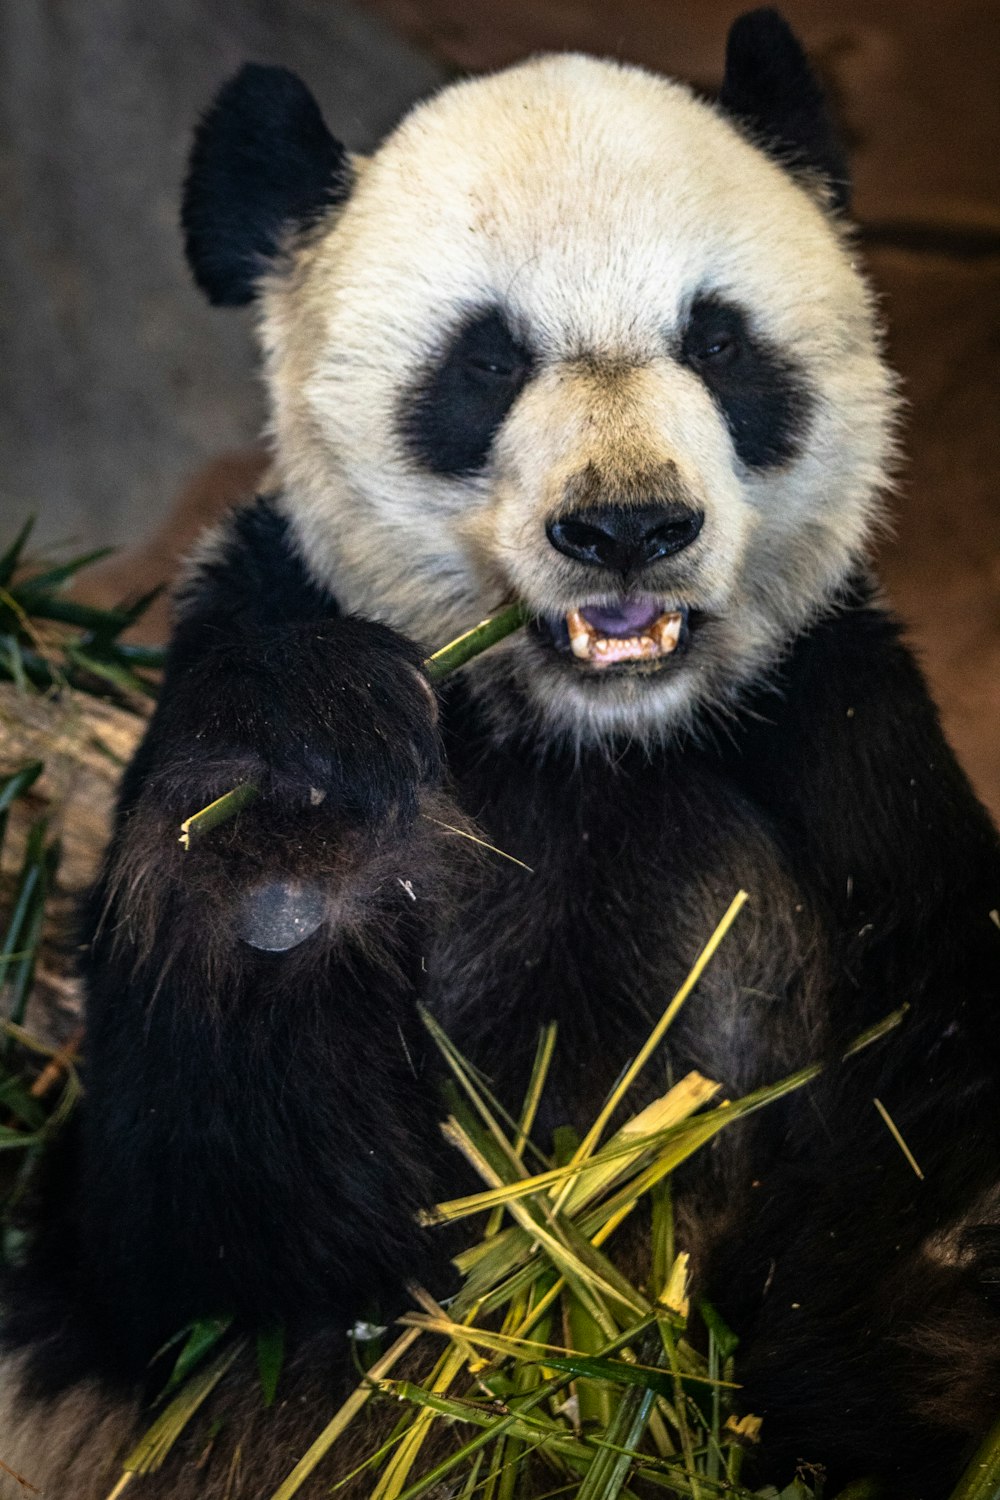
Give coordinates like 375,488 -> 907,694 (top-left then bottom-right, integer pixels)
2,10 -> 999,1498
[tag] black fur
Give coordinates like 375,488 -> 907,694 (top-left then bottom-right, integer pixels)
719,9 -> 851,212
5,21 -> 998,1492
401,306 -> 534,476
4,501 -> 453,1383
403,290 -> 811,478
6,499 -> 1000,1498
182,65 -> 352,306
681,292 -> 813,467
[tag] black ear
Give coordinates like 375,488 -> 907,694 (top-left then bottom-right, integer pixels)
182,64 -> 352,307
718,9 -> 850,213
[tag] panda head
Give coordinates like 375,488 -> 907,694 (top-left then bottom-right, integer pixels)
183,9 -> 896,748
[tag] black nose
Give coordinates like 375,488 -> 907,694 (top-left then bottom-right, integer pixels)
546,503 -> 704,573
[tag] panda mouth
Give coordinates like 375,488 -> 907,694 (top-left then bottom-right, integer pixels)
537,599 -> 692,670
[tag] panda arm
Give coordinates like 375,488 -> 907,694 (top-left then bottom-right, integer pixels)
115,496 -> 443,827
732,585 -> 1000,1030
735,589 -> 998,970
52,497 -> 454,1378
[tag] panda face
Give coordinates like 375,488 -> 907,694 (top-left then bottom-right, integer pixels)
258,54 -> 896,747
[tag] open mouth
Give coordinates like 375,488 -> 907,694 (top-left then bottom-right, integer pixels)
536,598 -> 692,670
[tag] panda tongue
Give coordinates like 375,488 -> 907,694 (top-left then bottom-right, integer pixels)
579,601 -> 663,638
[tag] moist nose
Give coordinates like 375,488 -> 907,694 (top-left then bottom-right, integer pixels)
546,503 -> 704,573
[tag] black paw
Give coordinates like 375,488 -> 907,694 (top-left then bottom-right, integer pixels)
142,615 -> 442,831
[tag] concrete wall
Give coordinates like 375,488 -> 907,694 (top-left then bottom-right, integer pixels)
0,0 -> 442,550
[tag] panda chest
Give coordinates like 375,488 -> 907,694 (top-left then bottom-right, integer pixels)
430,761 -> 829,1127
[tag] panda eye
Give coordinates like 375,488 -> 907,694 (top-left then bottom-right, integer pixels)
464,354 -> 525,382
693,333 -> 738,364
681,298 -> 743,370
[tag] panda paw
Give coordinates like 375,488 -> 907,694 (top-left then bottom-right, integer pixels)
147,615 -> 443,835
260,616 -> 442,828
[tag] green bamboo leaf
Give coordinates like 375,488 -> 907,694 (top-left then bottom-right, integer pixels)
369,1341 -> 470,1500
384,1319 -> 678,1500
0,517 -> 35,587
380,1381 -> 593,1466
88,584 -> 164,644
160,1316 -> 233,1398
257,1322 -> 286,1407
698,1299 -> 739,1363
25,587 -> 163,654
400,1314 -> 732,1399
574,1377 -> 658,1500
0,634 -> 30,691
650,1180 -> 674,1306
948,1415 -> 1000,1500
0,761 -> 44,861
16,597 -> 133,633
15,547 -> 115,596
0,821 -> 52,1008
66,645 -> 157,699
115,642 -> 168,669
0,1076 -> 48,1131
504,1352 -> 717,1401
113,1339 -> 244,1483
426,1095 -> 719,1226
0,762 -> 43,816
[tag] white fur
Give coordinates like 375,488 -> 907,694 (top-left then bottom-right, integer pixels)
0,1354 -> 138,1497
256,53 -> 897,746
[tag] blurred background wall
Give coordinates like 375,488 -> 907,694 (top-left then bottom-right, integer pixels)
0,0 -> 442,551
1,0 -> 997,813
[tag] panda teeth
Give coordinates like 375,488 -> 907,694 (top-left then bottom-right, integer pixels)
565,608 -> 685,666
568,609 -> 596,660
657,613 -> 683,652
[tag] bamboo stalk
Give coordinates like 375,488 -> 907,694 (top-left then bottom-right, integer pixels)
948,1417 -> 1000,1500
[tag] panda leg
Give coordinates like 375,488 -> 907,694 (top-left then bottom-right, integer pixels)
729,1201 -> 1000,1495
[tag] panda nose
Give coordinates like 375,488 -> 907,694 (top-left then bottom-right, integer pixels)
546,503 -> 705,573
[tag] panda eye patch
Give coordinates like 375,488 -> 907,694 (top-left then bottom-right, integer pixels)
679,293 -> 812,468
681,301 -> 743,368
402,308 -> 533,477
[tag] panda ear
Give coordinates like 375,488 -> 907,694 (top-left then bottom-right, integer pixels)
182,64 -> 353,307
718,9 -> 850,213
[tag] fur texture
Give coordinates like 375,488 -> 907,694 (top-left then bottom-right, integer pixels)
257,40 -> 894,747
3,12 -> 999,1499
